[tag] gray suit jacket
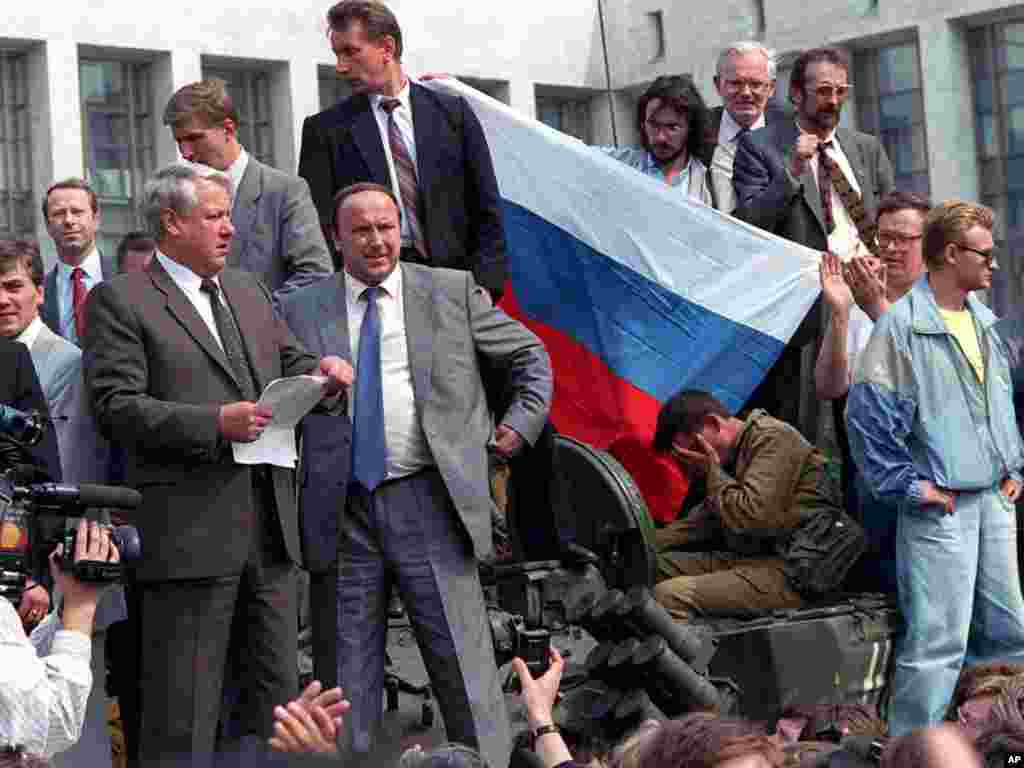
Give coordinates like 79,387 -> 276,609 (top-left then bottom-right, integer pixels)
40,250 -> 118,343
732,120 -> 895,254
230,157 -> 333,302
29,323 -> 110,485
279,264 -> 552,571
83,260 -> 319,581
29,322 -> 125,630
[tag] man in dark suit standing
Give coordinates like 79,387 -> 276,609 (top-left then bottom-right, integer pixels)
298,0 -> 507,299
700,41 -> 778,214
0,337 -> 60,481
39,179 -> 116,347
82,164 -> 352,765
278,182 -> 552,768
732,47 -> 894,431
163,79 -> 334,301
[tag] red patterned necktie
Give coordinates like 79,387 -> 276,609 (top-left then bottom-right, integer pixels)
816,142 -> 836,235
380,98 -> 428,260
71,267 -> 88,341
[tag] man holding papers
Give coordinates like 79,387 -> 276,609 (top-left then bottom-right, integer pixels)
82,164 -> 352,765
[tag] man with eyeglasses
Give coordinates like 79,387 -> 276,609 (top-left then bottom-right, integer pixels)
701,42 -> 779,213
814,191 -> 930,592
732,47 -> 895,432
847,200 -> 1024,736
597,75 -> 714,205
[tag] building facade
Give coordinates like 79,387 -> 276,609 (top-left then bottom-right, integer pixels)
2,0 -> 1022,311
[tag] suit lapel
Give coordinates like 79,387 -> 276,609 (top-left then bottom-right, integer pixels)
99,250 -> 117,279
778,120 -> 827,233
400,265 -> 435,405
350,95 -> 391,187
836,127 -> 870,201
230,160 -> 261,269
319,275 -> 351,364
148,259 -> 240,393
409,83 -> 438,218
42,269 -> 59,333
219,270 -> 269,393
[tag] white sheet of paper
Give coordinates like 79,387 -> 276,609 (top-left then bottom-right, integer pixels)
232,375 -> 328,468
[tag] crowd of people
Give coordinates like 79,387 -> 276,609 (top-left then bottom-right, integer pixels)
2,0 -> 1024,766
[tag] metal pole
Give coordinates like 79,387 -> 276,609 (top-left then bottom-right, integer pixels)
596,0 -> 619,147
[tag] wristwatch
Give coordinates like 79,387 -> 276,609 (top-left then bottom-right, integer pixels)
531,723 -> 560,750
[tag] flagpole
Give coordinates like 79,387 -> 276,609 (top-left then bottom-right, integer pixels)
596,0 -> 619,147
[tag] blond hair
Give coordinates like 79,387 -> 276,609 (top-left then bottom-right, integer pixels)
922,200 -> 994,270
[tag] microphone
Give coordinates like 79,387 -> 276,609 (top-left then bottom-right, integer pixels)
17,483 -> 143,510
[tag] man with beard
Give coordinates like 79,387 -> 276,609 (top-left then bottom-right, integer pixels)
847,200 -> 1024,735
732,48 -> 894,431
597,75 -> 714,206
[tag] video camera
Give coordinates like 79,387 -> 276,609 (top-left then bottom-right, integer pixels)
0,404 -> 142,605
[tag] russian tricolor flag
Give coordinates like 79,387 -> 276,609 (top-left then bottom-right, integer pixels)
426,79 -> 820,490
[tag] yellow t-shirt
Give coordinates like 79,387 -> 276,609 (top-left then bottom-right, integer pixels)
938,307 -> 985,384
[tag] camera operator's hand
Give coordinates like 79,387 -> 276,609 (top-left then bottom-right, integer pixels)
50,519 -> 119,636
18,579 -> 50,631
512,647 -> 574,767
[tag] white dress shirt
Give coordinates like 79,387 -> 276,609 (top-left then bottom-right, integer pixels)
710,109 -> 766,213
223,148 -> 250,205
805,130 -> 870,258
370,81 -> 419,246
0,600 -> 92,758
344,267 -> 432,478
155,252 -> 226,352
56,246 -> 103,346
14,316 -> 45,350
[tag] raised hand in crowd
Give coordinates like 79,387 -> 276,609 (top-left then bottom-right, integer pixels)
268,680 -> 349,755
843,255 -> 888,321
790,127 -> 821,178
819,252 -> 854,316
512,647 -> 576,768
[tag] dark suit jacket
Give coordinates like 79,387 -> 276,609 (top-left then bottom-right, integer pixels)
278,265 -> 552,573
732,120 -> 895,254
0,338 -> 61,481
40,250 -> 118,341
82,260 -> 318,582
230,156 -> 333,301
297,82 -> 508,298
732,120 -> 895,346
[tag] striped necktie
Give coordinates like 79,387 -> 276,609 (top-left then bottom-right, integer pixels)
380,99 -> 428,260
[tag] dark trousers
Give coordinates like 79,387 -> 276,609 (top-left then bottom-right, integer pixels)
308,568 -> 338,689
337,469 -> 510,768
137,479 -> 297,766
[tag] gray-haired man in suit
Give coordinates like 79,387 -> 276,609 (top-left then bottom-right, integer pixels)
278,182 -> 552,768
0,237 -> 123,768
163,78 -> 334,301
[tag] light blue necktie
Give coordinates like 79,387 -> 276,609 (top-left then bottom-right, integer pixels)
352,286 -> 387,491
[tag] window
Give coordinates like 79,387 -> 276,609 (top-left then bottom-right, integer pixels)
79,58 -> 157,256
645,11 -> 666,61
855,42 -> 930,196
458,77 -> 510,105
318,65 -> 352,110
0,50 -> 33,239
971,21 -> 1024,313
730,0 -> 765,41
204,68 -> 275,165
536,87 -> 595,144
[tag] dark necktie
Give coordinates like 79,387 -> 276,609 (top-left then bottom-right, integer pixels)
71,267 -> 88,342
380,98 -> 428,260
352,286 -> 387,491
816,143 -> 836,236
818,142 -> 879,254
200,279 -> 258,402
